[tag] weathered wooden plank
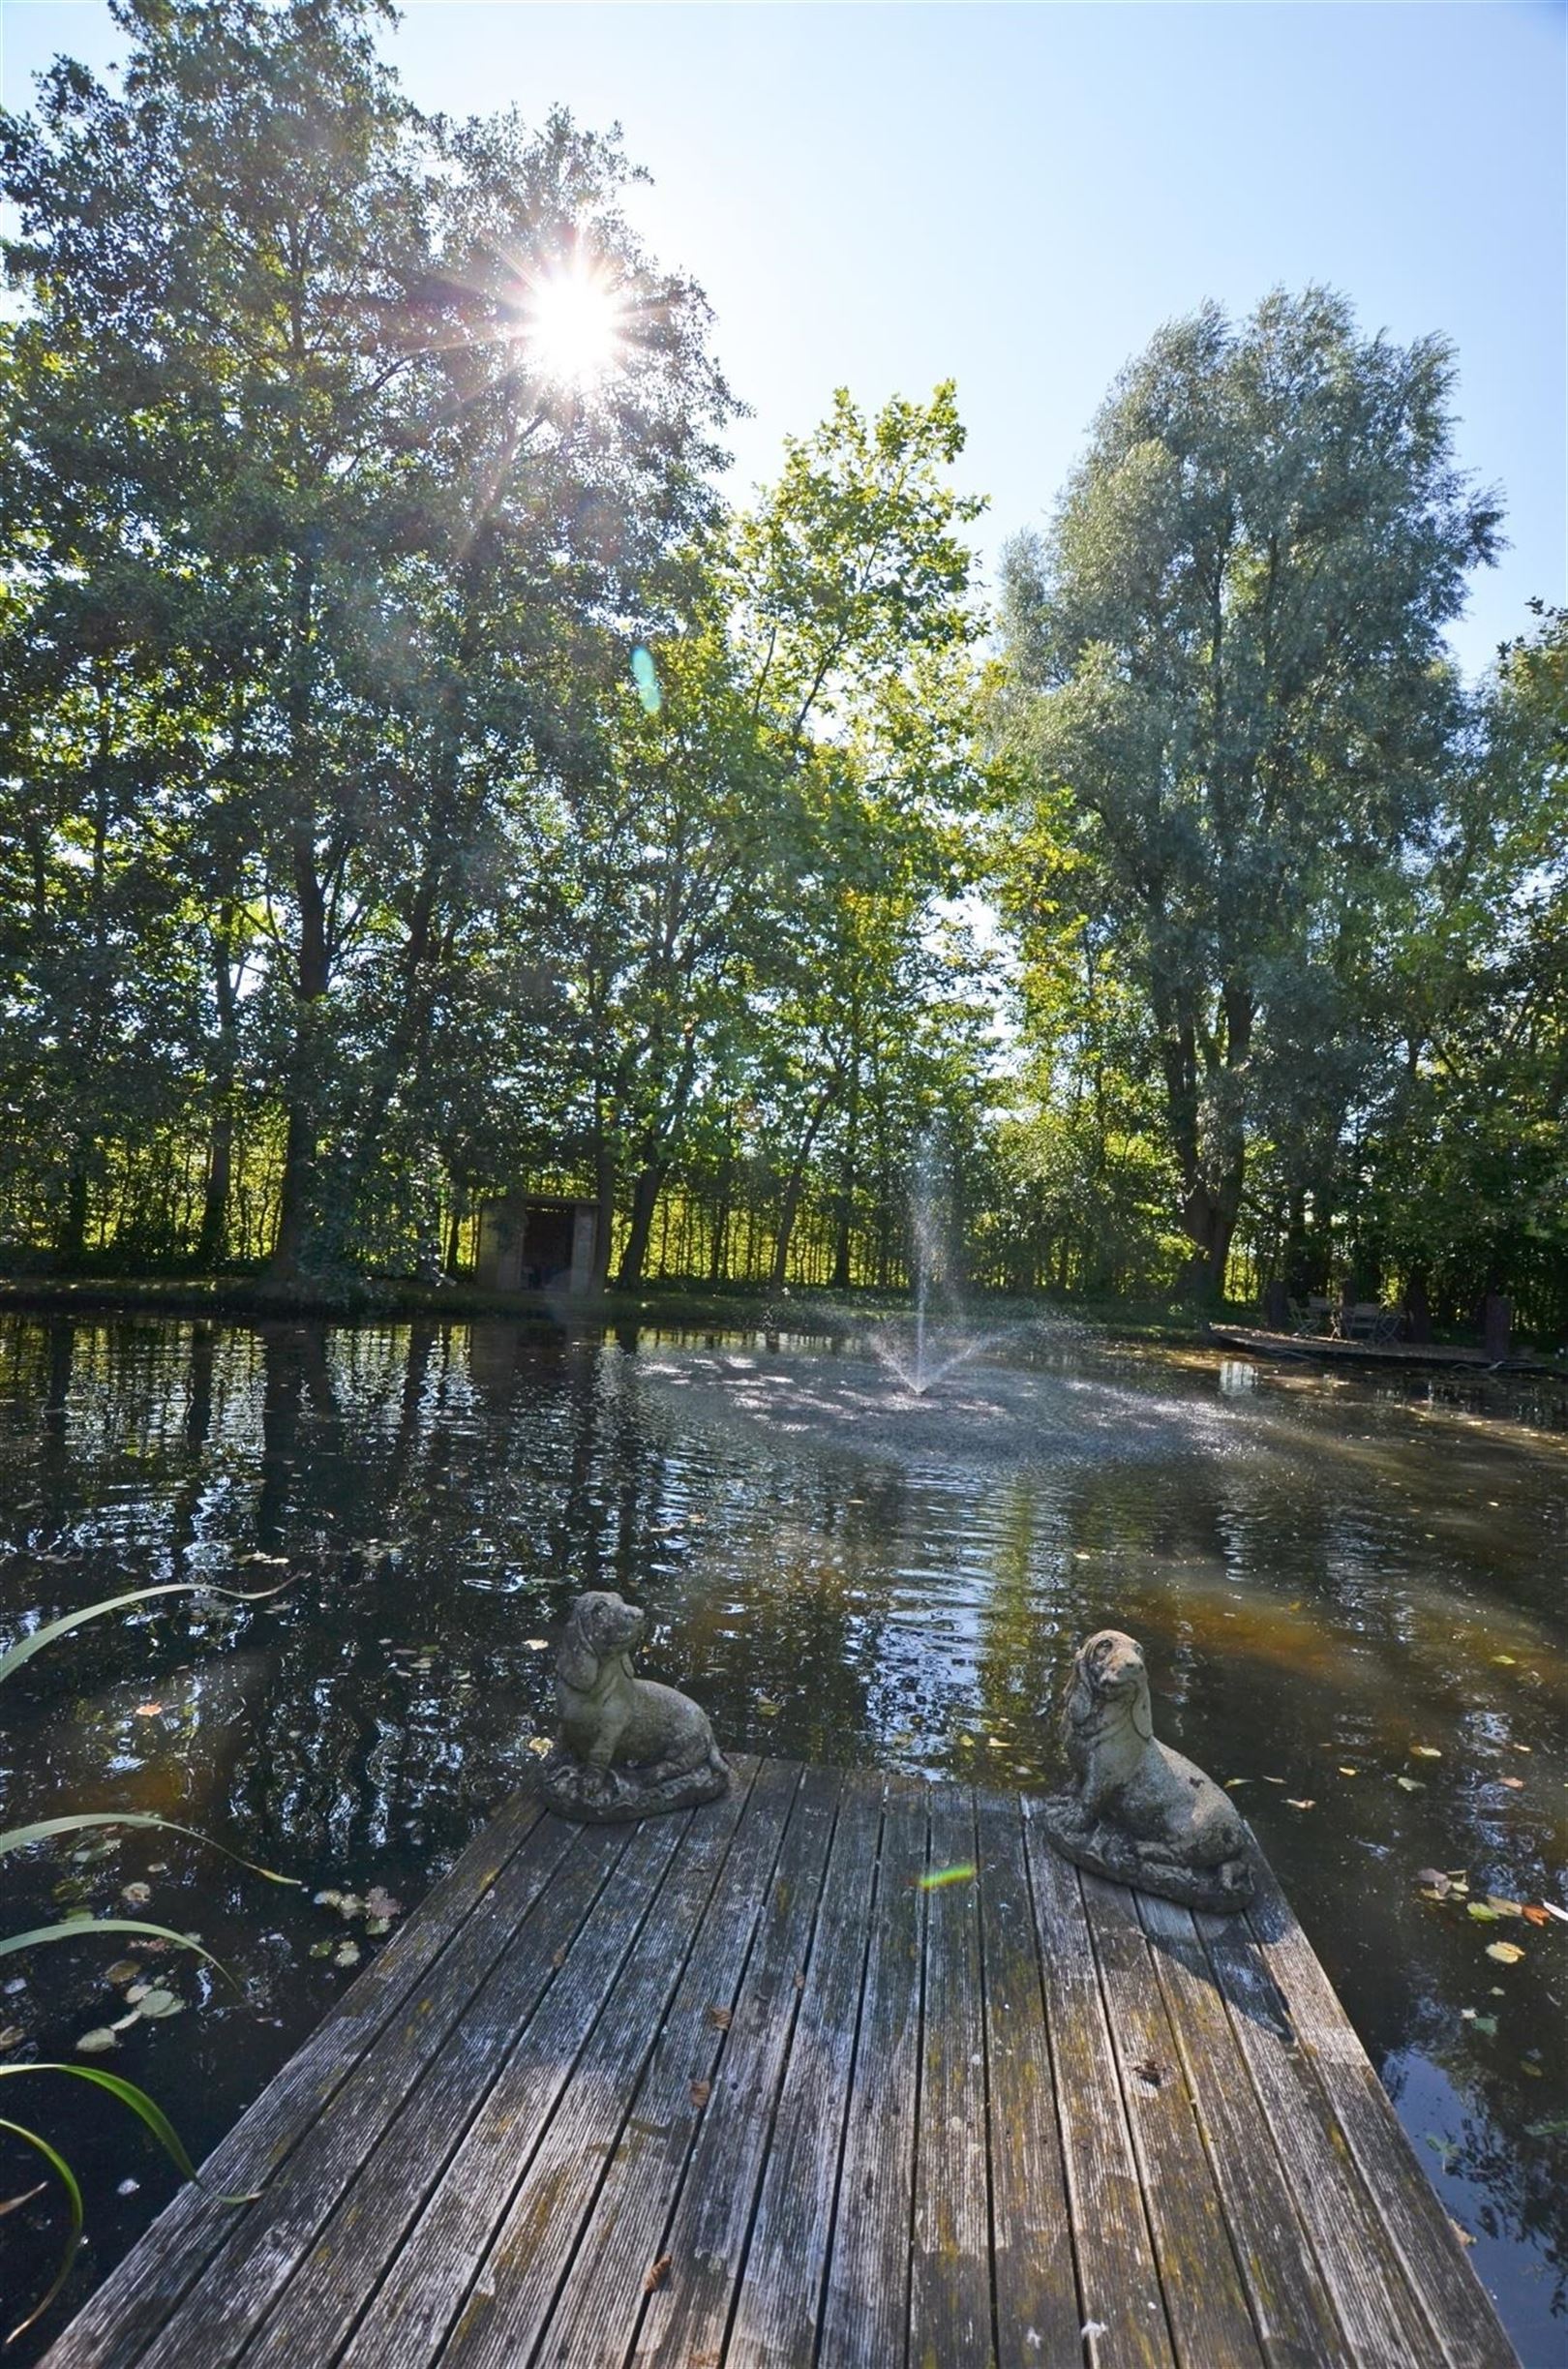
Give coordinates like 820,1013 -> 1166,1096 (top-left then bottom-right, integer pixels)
1239,1860 -> 1518,2369
247,1799 -> 704,2369
1131,1887 -> 1351,2369
134,1812 -> 629,2369
974,1789 -> 1079,2369
910,1782 -> 993,2369
342,1765 -> 757,2369
41,1788 -> 546,2369
45,1763 -> 1523,2369
1021,1804 -> 1175,2369
816,1773 -> 926,2369
528,1760 -> 804,2369
1194,1897 -> 1472,2366
1080,1870 -> 1263,2368
628,1762 -> 844,2367
722,1768 -> 885,2368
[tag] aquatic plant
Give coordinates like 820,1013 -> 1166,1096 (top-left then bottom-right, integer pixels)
0,1578 -> 297,2342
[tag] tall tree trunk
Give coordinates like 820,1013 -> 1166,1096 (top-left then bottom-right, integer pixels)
266,832 -> 330,1285
1158,977 -> 1252,1299
56,1161 -> 90,1266
197,912 -> 242,1267
770,1088 -> 834,1291
618,1162 -> 664,1288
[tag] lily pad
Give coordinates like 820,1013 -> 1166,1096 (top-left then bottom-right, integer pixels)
104,1959 -> 141,1986
136,1989 -> 183,2019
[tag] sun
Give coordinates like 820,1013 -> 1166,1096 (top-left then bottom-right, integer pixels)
524,258 -> 626,389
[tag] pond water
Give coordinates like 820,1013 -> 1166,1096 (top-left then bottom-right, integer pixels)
0,1313 -> 1564,2362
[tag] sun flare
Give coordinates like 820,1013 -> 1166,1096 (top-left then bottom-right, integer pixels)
524,259 -> 626,389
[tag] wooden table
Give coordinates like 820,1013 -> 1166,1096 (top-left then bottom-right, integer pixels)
44,1761 -> 1518,2368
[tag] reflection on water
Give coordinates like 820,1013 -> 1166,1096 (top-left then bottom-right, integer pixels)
0,1315 -> 1563,2361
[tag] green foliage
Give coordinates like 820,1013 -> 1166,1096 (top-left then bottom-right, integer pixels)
997,288 -> 1499,1298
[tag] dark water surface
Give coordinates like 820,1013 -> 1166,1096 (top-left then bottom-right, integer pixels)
0,1314 -> 1564,2361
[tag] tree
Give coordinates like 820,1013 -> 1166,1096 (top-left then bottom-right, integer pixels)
997,288 -> 1500,1294
1,0 -> 730,1283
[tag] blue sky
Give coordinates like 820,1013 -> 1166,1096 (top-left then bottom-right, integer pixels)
3,1 -> 1563,676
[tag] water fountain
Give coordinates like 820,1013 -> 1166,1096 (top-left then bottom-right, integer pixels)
870,1129 -> 999,1397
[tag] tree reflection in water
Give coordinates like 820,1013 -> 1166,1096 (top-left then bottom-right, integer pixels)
0,1315 -> 1562,2362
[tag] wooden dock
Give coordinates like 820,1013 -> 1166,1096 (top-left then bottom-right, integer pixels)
45,1760 -> 1517,2368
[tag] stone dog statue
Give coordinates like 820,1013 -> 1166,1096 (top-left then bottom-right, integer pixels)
1037,1629 -> 1253,1912
537,1590 -> 730,1823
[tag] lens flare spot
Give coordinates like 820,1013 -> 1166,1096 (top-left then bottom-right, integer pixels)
631,644 -> 662,714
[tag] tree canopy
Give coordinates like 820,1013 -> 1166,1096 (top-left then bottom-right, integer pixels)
1,10 -> 1560,1339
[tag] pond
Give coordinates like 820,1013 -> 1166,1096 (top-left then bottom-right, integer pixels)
0,1312 -> 1563,2363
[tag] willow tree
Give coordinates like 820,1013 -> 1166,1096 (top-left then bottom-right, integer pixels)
998,289 -> 1499,1293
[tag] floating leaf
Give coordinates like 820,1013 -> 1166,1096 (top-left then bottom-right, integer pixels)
133,1704 -> 163,1718
1338,1767 -> 1359,1777
313,1890 -> 343,1908
1410,1746 -> 1442,1760
755,1700 -> 781,1718
1416,1868 -> 1451,1896
74,2029 -> 117,2054
526,1737 -> 552,1758
1483,1897 -> 1523,1918
1467,1903 -> 1499,1922
1491,1655 -> 1517,1666
365,1916 -> 391,1938
1499,1777 -> 1525,1791
1522,1906 -> 1551,1928
1285,1799 -> 1315,1811
332,1942 -> 360,1970
1524,2116 -> 1568,2139
0,2028 -> 23,2051
1485,1941 -> 1525,1964
135,1989 -> 182,2020
119,1883 -> 152,1909
1396,1777 -> 1424,1792
1537,1901 -> 1568,1925
308,1939 -> 335,1959
363,1888 -> 402,1921
103,1960 -> 139,1987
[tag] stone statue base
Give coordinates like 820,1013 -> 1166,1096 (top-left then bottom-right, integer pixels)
1037,1792 -> 1254,1913
538,1744 -> 730,1824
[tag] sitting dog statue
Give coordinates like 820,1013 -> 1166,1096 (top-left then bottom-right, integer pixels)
537,1590 -> 730,1823
1037,1628 -> 1253,1911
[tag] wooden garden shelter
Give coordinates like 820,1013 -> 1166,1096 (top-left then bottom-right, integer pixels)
474,1193 -> 598,1295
